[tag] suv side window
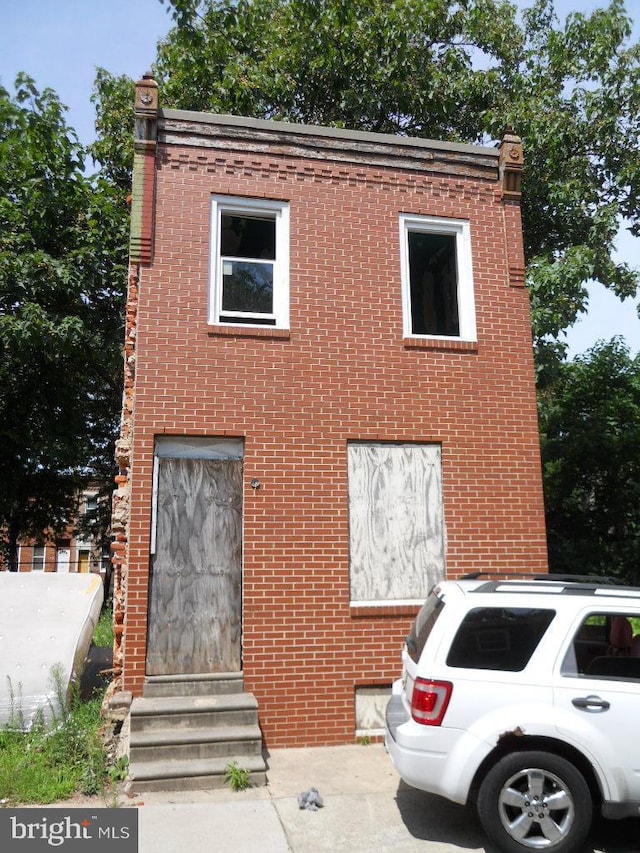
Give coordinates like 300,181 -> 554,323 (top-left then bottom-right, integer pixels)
406,588 -> 445,663
446,607 -> 556,671
562,612 -> 640,679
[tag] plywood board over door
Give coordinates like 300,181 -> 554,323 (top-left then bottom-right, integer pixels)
146,455 -> 243,676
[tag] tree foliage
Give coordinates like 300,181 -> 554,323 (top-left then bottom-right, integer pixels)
540,340 -> 640,584
157,0 -> 524,139
509,1 -> 640,366
90,69 -> 136,193
126,0 -> 638,355
0,75 -> 129,568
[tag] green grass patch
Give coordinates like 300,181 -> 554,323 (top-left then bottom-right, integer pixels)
0,669 -> 110,805
92,604 -> 113,648
0,611 -> 118,806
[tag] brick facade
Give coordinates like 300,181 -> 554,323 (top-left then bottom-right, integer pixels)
113,83 -> 547,747
2,487 -> 110,576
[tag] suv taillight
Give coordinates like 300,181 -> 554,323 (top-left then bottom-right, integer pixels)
410,678 -> 452,726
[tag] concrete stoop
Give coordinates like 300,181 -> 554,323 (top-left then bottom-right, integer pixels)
128,673 -> 267,792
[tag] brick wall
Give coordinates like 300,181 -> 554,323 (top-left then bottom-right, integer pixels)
119,119 -> 547,747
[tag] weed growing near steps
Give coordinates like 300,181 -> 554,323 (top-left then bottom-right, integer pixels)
224,761 -> 252,792
92,603 -> 114,648
0,677 -> 109,804
107,755 -> 129,784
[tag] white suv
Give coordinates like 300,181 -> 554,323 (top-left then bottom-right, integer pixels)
385,576 -> 640,853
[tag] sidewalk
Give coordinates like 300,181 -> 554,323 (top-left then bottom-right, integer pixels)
35,742 -> 640,852
129,744 -> 487,853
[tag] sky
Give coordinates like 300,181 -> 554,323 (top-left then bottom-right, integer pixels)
1,0 -> 639,359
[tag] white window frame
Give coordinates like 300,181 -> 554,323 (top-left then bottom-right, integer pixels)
32,545 -> 46,571
399,214 -> 476,342
209,195 -> 290,329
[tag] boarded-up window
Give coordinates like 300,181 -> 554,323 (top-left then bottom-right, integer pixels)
355,686 -> 392,734
348,443 -> 445,603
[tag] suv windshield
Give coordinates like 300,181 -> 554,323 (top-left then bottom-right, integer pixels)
406,587 -> 445,663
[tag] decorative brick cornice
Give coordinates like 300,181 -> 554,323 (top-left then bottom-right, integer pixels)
159,146 -> 498,203
129,74 -> 158,265
159,109 -> 499,184
499,128 -> 524,201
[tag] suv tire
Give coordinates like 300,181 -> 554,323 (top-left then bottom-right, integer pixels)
477,751 -> 592,853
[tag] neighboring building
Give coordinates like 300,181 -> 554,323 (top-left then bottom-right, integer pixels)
112,75 -> 547,749
3,488 -> 111,576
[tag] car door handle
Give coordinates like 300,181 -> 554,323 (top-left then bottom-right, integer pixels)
572,695 -> 611,712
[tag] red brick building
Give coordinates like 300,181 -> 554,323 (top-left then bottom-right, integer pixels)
3,487 -> 110,576
113,75 -> 547,750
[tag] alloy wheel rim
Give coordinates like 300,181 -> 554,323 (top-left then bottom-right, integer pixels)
497,767 -> 575,849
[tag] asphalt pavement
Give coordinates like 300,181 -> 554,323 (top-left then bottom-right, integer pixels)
118,744 -> 640,853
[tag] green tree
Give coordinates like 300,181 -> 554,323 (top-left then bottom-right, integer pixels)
90,69 -> 136,193
145,0 -> 640,355
539,339 -> 640,584
156,0 -> 523,138
0,75 -> 129,570
507,1 -> 640,371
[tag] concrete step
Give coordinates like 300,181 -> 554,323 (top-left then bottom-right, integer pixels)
129,723 -> 263,763
142,673 -> 244,698
128,754 -> 268,792
130,692 -> 259,733
127,685 -> 265,792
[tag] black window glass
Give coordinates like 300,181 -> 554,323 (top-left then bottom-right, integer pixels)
221,214 -> 275,260
563,613 -> 640,680
221,261 -> 273,316
220,214 -> 276,319
406,588 -> 445,663
408,232 -> 459,336
446,607 -> 556,671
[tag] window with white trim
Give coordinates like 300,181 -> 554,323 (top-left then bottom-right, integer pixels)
210,196 -> 289,328
32,545 -> 45,571
400,214 -> 476,341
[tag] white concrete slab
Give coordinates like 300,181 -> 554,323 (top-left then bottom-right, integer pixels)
137,800 -> 289,853
0,572 -> 103,727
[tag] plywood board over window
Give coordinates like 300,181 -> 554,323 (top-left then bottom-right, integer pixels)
348,443 -> 445,604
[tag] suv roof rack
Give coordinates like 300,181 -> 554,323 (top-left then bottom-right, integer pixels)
460,572 -> 625,586
540,573 -> 625,586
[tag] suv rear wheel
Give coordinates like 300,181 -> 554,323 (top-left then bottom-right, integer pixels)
477,751 -> 592,853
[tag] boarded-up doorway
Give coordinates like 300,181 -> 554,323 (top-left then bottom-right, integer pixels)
146,438 -> 243,676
